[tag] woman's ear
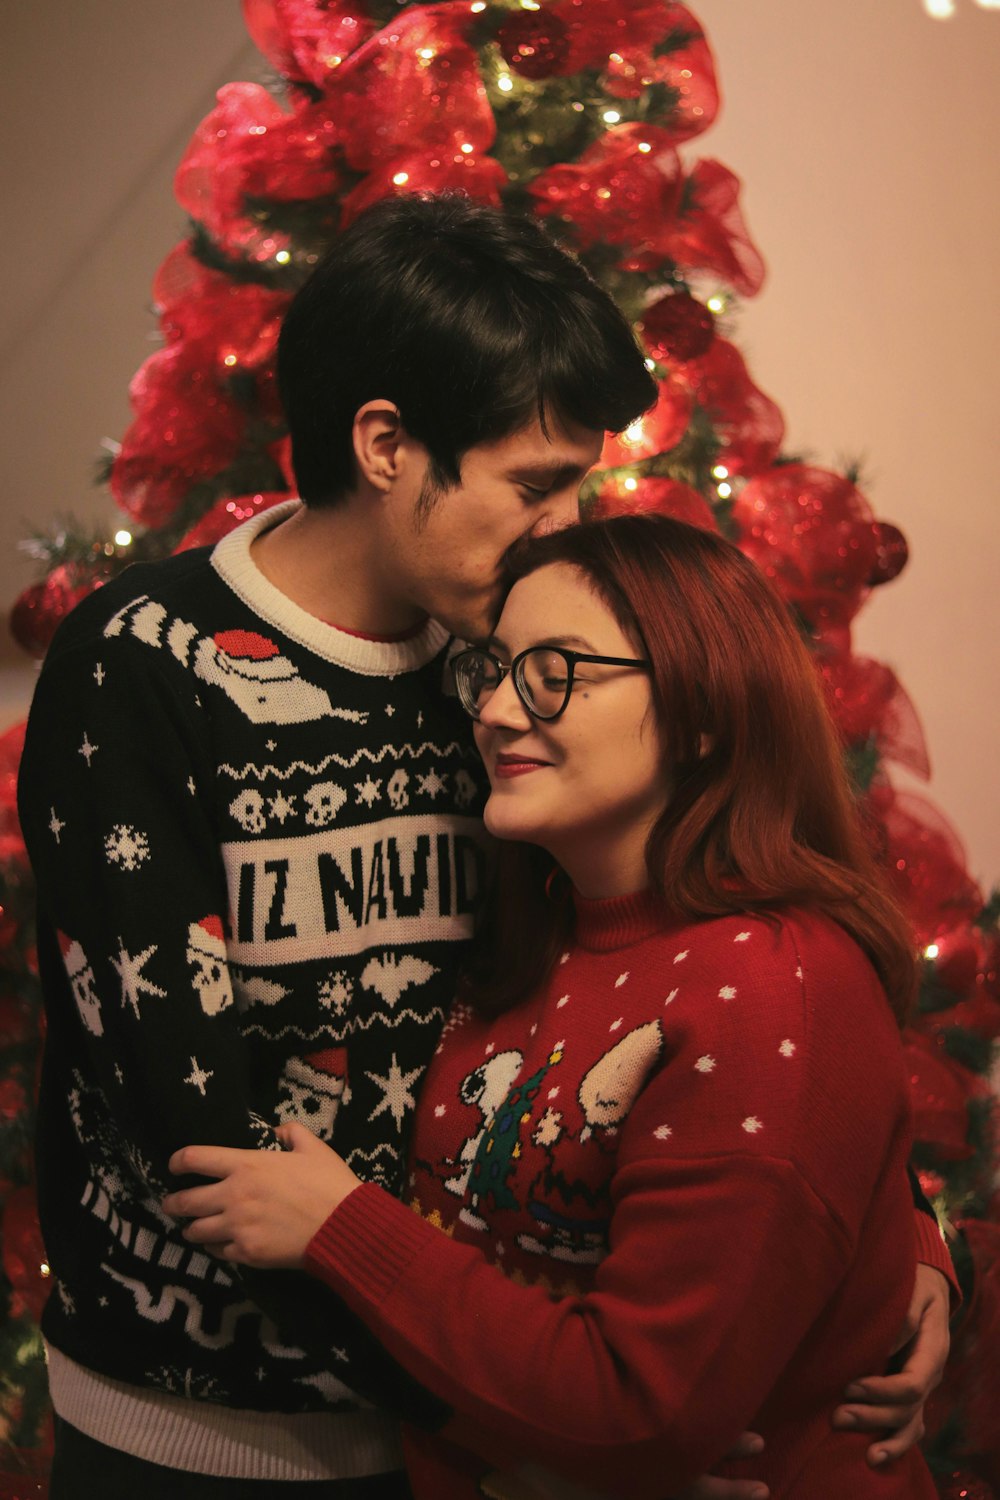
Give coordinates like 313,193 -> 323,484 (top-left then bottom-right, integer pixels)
352,400 -> 403,492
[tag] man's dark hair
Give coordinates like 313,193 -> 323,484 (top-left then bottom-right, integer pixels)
277,194 -> 657,505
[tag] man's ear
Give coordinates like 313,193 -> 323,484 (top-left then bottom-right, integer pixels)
352,400 -> 403,492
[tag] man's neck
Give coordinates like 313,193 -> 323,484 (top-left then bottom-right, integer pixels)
250,500 -> 424,636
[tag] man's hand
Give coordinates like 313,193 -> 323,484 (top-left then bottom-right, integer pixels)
674,1433 -> 768,1500
164,1122 -> 359,1269
831,1262 -> 950,1466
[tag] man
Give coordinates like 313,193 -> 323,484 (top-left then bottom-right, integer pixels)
19,196 -> 949,1498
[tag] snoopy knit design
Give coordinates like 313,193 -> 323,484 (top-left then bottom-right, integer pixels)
303,893 -> 940,1499
18,503 -> 485,1478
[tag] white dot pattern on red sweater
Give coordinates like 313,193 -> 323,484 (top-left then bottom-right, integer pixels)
695,1055 -> 716,1073
742,1116 -> 763,1133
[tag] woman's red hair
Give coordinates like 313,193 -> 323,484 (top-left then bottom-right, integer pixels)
464,514 -> 916,1021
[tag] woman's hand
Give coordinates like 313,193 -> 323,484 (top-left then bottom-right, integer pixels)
163,1122 -> 359,1269
831,1262 -> 950,1465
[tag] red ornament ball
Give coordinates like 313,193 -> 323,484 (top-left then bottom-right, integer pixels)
641,291 -> 716,364
868,521 -> 909,585
497,11 -> 570,79
9,565 -> 107,659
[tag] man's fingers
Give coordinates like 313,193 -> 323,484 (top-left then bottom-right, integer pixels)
832,1400 -> 919,1433
721,1433 -> 765,1461
844,1366 -> 941,1409
674,1479 -> 769,1500
866,1414 -> 925,1467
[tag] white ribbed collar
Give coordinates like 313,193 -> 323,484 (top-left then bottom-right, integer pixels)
211,501 -> 452,677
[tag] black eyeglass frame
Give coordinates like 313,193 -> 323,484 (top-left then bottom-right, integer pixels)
451,645 -> 650,722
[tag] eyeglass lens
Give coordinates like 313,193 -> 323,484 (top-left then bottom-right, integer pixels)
456,649 -> 570,720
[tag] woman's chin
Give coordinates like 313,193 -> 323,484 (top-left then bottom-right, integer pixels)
483,796 -> 541,845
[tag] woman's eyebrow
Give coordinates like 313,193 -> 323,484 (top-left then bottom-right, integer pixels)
486,633 -> 597,653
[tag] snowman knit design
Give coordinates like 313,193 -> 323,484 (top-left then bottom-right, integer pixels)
302,894 -> 949,1500
19,503 -> 485,1471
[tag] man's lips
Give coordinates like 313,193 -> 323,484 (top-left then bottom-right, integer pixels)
493,753 -> 551,779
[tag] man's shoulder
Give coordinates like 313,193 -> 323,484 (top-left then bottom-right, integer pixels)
45,547 -> 223,662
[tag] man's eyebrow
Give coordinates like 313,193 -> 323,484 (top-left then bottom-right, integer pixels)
507,462 -> 590,486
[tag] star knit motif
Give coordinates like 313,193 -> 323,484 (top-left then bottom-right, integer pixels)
418,768 -> 448,799
354,776 -> 381,808
184,1058 -> 215,1095
695,1054 -> 716,1073
742,1116 -> 764,1134
79,733 -> 99,766
268,791 -> 296,824
779,1039 -> 797,1057
111,939 -> 167,1018
49,807 -> 66,842
366,1053 -> 423,1131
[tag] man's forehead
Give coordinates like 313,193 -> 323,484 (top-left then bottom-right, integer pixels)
495,417 -> 604,468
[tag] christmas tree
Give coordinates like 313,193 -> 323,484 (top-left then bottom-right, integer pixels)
2,2 -> 998,1494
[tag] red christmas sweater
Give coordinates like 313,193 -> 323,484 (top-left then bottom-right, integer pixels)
305,893 -> 945,1499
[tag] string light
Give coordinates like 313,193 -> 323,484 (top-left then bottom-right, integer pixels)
602,109 -> 622,124
923,0 -> 956,12
623,476 -> 639,491
470,1 -> 487,10
497,74 -> 514,92
392,171 -> 410,185
712,464 -> 730,479
925,943 -> 940,959
623,420 -> 645,444
717,481 -> 733,499
637,141 -> 652,154
706,295 -> 726,314
274,249 -> 291,265
114,530 -> 133,547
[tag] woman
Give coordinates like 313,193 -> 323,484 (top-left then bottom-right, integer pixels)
166,516 -> 948,1498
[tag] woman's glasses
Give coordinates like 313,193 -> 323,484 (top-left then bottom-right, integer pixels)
451,645 -> 649,722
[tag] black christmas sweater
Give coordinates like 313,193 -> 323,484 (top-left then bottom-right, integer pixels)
19,503 -> 486,1436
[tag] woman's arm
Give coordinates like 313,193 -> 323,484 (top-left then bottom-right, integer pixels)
167,1122 -> 855,1497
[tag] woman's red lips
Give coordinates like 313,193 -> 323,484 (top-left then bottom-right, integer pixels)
493,753 -> 549,778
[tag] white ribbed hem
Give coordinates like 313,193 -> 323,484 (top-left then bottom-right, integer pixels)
211,502 -> 452,676
46,1344 -> 404,1481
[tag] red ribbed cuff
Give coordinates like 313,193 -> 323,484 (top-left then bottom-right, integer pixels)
304,1182 -> 437,1309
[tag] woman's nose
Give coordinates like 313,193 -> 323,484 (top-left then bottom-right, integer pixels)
477,670 -> 532,730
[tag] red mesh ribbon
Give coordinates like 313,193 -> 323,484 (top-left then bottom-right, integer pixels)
816,651 -> 931,778
327,5 -> 494,174
530,123 -> 684,258
684,340 -> 783,479
174,82 -> 342,260
154,242 -> 292,375
664,159 -> 765,296
903,1029 -> 984,1162
600,3 -> 719,143
0,1185 -> 48,1324
341,149 -> 507,225
594,475 -> 718,531
174,492 -> 293,554
866,785 -> 983,948
242,0 -> 374,88
733,463 -> 884,626
111,343 -> 248,527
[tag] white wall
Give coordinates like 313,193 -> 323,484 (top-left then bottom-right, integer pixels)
0,0 -> 996,886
